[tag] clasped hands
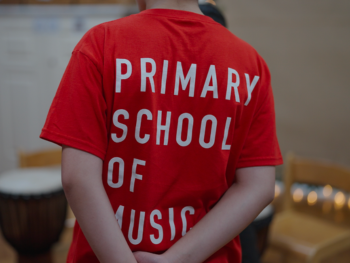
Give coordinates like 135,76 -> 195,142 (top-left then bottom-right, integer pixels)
133,251 -> 170,263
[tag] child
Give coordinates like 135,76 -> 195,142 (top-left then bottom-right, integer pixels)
40,0 -> 283,262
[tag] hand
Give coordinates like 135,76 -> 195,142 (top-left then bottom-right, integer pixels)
133,251 -> 169,263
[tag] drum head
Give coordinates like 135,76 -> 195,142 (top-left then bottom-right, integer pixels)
0,168 -> 62,196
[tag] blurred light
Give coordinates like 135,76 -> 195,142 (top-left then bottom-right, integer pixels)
323,184 -> 333,198
322,201 -> 332,214
334,192 -> 345,210
307,191 -> 317,206
334,211 -> 345,223
293,188 -> 303,202
275,184 -> 281,198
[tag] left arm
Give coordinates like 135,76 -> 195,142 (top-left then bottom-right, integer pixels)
62,146 -> 137,263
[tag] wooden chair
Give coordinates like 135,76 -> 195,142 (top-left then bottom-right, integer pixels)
18,148 -> 62,168
269,153 -> 350,263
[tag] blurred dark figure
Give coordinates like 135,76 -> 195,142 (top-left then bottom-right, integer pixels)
240,211 -> 274,263
199,2 -> 227,27
240,225 -> 261,263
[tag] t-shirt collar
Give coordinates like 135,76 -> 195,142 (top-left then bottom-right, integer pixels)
140,8 -> 215,23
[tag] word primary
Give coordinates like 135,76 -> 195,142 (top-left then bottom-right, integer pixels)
116,58 -> 260,105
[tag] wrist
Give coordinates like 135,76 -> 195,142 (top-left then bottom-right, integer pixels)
163,249 -> 191,263
161,253 -> 173,263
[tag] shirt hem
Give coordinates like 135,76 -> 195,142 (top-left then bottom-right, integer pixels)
40,128 -> 106,160
236,157 -> 283,169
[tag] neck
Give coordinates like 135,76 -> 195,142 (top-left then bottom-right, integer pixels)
146,0 -> 203,15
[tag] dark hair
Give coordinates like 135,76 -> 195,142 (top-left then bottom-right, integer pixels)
199,4 -> 227,28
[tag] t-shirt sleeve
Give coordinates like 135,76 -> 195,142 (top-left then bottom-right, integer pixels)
40,50 -> 108,160
236,66 -> 283,168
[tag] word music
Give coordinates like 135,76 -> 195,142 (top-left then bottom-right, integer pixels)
115,205 -> 195,245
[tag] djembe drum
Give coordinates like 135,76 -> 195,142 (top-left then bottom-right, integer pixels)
0,168 -> 67,263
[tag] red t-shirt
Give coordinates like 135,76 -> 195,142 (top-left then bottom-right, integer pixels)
40,8 -> 283,263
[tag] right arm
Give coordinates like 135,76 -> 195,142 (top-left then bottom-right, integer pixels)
62,145 -> 137,263
134,166 -> 275,263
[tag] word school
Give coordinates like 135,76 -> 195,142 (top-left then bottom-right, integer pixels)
116,58 -> 260,105
112,109 -> 232,150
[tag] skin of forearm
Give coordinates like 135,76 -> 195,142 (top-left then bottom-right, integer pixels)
62,146 -> 137,263
163,166 -> 275,263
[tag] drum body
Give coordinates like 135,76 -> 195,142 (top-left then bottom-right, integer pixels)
0,168 -> 67,263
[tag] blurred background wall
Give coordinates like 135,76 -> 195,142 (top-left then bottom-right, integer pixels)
219,0 -> 350,172
0,0 -> 349,174
0,3 -> 137,173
